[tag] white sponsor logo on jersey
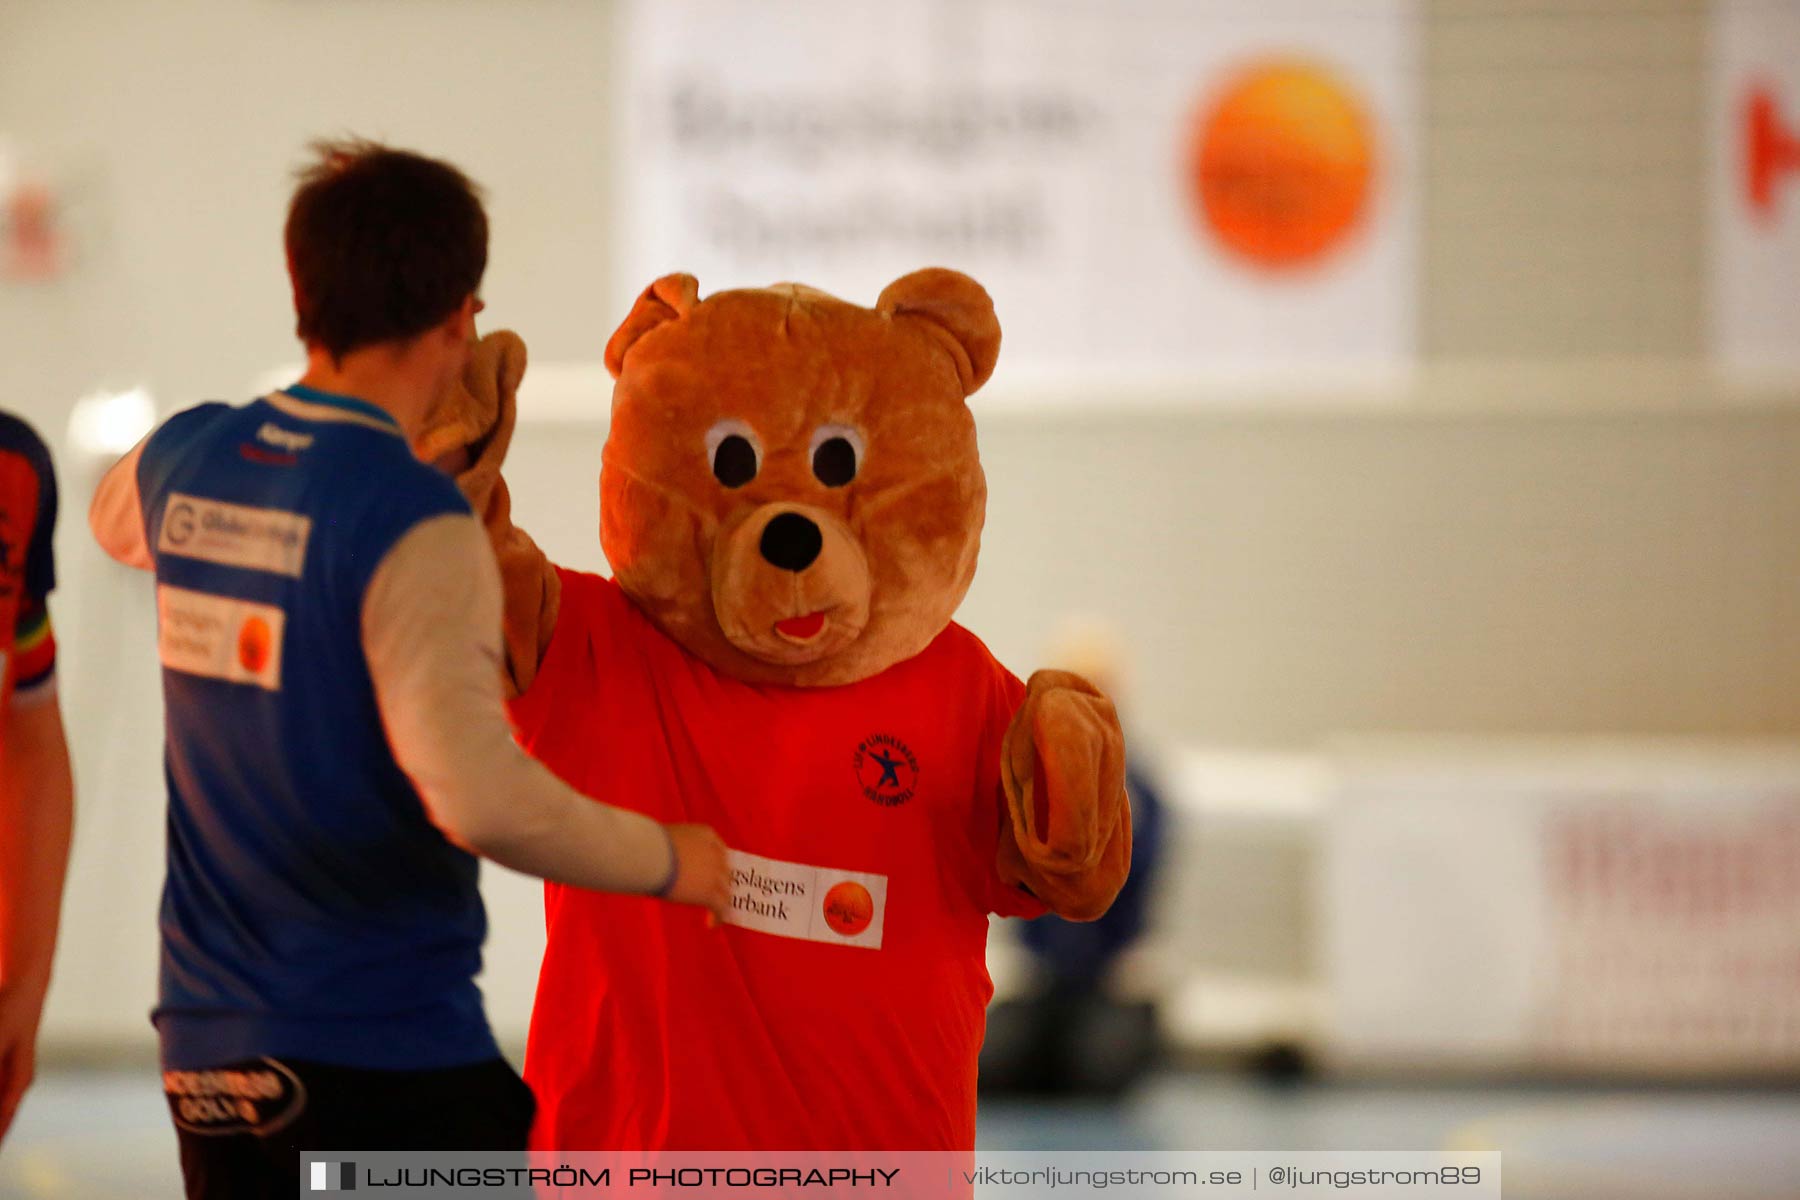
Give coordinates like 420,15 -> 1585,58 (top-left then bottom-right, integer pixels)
723,848 -> 888,949
158,493 -> 310,578
156,585 -> 285,691
256,423 -> 314,453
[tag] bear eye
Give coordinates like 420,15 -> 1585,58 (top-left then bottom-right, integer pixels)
808,424 -> 864,488
704,420 -> 760,489
714,437 -> 757,488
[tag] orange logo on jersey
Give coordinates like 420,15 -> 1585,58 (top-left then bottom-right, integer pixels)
822,881 -> 874,938
237,616 -> 273,674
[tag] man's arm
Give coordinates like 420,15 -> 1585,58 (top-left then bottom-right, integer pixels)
0,694 -> 74,1145
0,417 -> 73,1151
88,436 -> 151,570
0,415 -> 74,1146
362,512 -> 729,911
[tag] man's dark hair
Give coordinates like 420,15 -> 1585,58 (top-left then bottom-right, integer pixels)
285,138 -> 488,359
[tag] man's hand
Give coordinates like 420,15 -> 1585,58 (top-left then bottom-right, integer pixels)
0,969 -> 50,1143
661,824 -> 732,922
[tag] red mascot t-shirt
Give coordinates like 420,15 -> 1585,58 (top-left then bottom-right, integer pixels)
509,568 -> 1045,1151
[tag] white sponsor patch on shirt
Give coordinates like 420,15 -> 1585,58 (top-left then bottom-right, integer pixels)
156,585 -> 285,691
256,423 -> 314,453
724,848 -> 888,950
157,493 -> 311,578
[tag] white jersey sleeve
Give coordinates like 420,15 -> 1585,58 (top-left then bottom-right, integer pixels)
361,512 -> 675,895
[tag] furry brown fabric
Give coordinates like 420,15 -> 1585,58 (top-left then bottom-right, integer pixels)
422,330 -> 560,696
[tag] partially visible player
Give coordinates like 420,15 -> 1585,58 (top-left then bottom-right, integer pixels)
0,410 -> 74,1147
89,140 -> 731,1199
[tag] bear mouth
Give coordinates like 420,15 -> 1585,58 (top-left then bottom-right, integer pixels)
773,611 -> 828,642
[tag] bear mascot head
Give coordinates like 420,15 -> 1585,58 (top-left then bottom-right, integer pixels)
597,268 -> 998,688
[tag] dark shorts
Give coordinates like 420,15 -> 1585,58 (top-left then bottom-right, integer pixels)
164,1055 -> 535,1200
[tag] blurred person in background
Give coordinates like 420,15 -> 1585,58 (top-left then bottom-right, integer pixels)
0,410 -> 74,1147
86,140 -> 731,1199
983,617 -> 1165,1097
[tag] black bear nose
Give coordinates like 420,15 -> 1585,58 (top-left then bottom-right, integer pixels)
759,512 -> 823,572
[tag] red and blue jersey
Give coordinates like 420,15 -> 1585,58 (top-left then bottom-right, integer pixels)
0,410 -> 58,712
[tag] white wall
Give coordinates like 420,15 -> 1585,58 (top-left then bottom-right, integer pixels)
0,0 -> 625,423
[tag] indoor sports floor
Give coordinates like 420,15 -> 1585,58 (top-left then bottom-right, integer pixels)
2,1067 -> 1797,1199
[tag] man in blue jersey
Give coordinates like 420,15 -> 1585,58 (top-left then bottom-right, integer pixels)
89,140 -> 731,1199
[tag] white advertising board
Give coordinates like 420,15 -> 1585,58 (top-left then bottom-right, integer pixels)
1324,742 -> 1800,1074
621,0 -> 1419,393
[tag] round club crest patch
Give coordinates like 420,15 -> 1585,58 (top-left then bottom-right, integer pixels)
853,734 -> 918,807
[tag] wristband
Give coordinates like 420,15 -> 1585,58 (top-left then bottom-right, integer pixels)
651,824 -> 680,898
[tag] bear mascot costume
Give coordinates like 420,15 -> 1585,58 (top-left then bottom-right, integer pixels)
420,268 -> 1132,1151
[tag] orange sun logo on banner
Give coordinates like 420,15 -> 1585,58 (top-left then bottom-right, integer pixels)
1187,61 -> 1377,270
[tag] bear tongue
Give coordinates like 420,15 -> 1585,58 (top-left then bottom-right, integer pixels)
775,611 -> 827,640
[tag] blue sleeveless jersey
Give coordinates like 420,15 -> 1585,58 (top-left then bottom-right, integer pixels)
136,387 -> 499,1070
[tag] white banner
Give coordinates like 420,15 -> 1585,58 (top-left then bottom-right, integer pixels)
1710,1 -> 1800,380
621,0 -> 1419,391
1323,744 -> 1800,1073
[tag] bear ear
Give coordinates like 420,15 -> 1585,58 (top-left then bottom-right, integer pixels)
877,268 -> 1001,396
605,273 -> 701,379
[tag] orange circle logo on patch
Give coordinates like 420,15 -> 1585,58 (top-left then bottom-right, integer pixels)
822,881 -> 874,938
1188,61 -> 1376,270
237,616 -> 272,674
